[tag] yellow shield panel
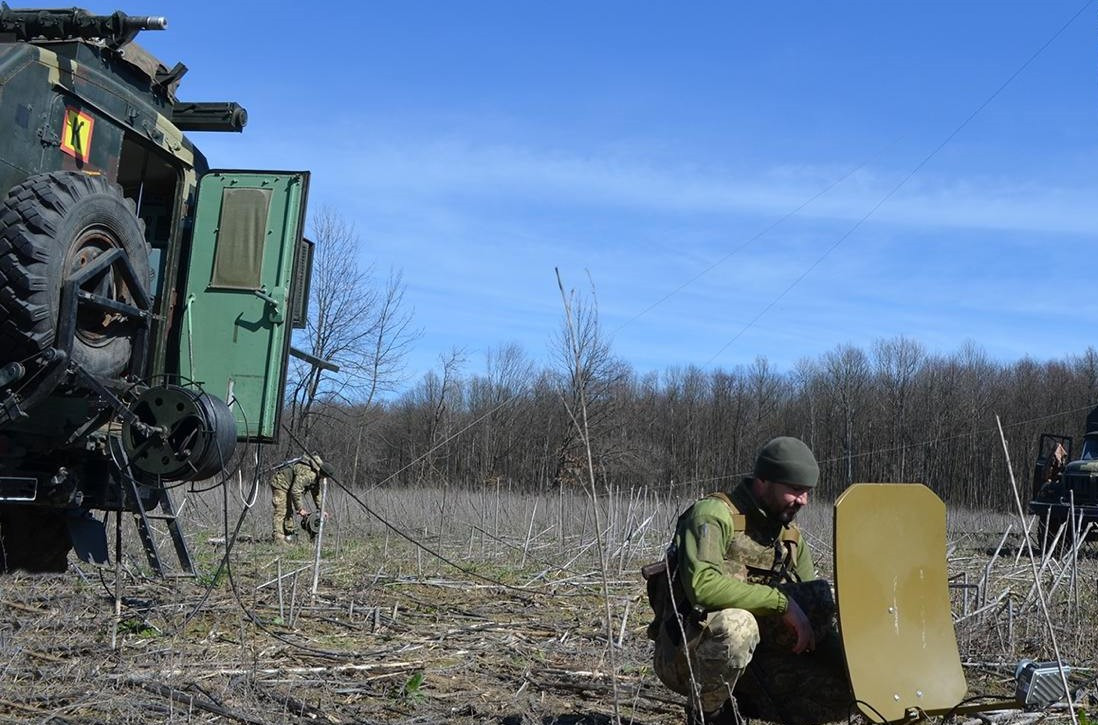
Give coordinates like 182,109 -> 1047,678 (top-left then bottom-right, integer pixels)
834,483 -> 966,722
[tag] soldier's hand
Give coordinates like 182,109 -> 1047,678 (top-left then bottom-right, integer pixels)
782,598 -> 816,654
297,508 -> 308,517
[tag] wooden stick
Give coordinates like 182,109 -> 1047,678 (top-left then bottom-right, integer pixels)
995,415 -> 1078,725
127,679 -> 267,725
521,498 -> 538,568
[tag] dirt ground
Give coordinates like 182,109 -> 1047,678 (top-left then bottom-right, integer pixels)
0,531 -> 680,724
0,496 -> 1094,724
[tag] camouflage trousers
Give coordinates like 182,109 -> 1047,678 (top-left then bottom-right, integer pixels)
270,485 -> 296,538
653,607 -> 759,714
653,580 -> 854,724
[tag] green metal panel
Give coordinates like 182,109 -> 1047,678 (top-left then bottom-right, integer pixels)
179,170 -> 309,441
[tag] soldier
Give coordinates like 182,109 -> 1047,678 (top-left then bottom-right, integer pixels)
269,453 -> 324,544
644,436 -> 852,725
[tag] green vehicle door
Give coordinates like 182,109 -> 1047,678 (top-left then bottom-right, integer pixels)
178,170 -> 310,441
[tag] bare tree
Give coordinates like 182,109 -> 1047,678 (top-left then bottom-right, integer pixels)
468,343 -> 534,481
287,207 -> 419,440
822,344 -> 871,487
872,335 -> 925,480
553,269 -> 622,721
422,347 -> 466,482
550,270 -> 624,487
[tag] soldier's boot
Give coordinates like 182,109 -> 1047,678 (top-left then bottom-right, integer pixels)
686,698 -> 745,725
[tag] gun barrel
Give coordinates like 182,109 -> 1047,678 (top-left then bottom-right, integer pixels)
125,16 -> 168,32
171,101 -> 248,132
0,8 -> 168,44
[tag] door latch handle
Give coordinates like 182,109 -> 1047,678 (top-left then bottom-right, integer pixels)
252,287 -> 283,323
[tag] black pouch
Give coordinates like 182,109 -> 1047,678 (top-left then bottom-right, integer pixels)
641,551 -> 705,642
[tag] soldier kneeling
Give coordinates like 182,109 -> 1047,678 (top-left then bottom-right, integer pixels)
644,437 -> 853,725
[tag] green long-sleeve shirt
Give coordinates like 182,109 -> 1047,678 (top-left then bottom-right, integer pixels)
674,480 -> 815,617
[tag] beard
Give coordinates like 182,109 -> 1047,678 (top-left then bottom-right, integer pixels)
777,503 -> 802,524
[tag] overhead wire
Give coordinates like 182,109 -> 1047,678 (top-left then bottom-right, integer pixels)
611,151 -> 885,336
175,445 -> 368,660
252,360 -> 1098,601
658,399 -> 1098,495
140,383 -> 1095,658
174,425 -> 407,663
110,0 -> 1097,663
704,0 -> 1095,366
307,8 -> 1096,488
320,1 -> 1098,517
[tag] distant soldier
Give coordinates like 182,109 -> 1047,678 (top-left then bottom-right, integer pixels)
269,453 -> 324,544
644,436 -> 852,724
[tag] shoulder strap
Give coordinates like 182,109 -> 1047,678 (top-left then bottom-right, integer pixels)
778,525 -> 802,583
782,525 -> 801,546
704,491 -> 746,532
708,490 -> 801,545
707,491 -> 803,584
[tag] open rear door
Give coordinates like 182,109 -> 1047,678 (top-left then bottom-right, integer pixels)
178,170 -> 309,441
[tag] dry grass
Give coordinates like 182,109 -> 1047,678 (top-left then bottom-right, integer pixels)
0,482 -> 1093,724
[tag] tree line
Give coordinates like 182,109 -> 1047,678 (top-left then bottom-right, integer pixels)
304,334 -> 1098,512
287,211 -> 1098,511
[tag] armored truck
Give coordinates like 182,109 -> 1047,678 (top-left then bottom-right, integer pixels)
0,7 -> 313,572
1029,406 -> 1098,552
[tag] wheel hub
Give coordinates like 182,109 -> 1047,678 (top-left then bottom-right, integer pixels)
67,225 -> 135,346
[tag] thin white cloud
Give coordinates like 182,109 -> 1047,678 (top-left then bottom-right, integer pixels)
200,121 -> 1098,378
199,114 -> 1098,236
272,128 -> 1098,236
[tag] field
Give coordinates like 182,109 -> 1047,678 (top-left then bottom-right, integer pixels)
0,482 -> 1094,724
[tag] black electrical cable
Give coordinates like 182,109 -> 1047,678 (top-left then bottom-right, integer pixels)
279,422 -> 546,602
850,699 -> 889,724
940,693 -> 1017,723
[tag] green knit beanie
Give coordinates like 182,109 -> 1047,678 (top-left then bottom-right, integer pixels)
753,436 -> 819,488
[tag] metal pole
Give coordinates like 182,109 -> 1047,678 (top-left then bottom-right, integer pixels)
310,477 -> 328,596
111,511 -> 122,650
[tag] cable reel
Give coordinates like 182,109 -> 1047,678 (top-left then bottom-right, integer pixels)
301,511 -> 322,538
120,384 -> 237,481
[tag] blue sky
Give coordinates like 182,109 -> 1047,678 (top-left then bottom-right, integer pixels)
89,1 -> 1098,385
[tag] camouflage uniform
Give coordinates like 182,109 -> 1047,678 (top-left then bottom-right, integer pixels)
648,478 -> 853,724
270,457 -> 321,541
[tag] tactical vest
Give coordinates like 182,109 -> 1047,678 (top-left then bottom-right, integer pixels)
642,491 -> 802,640
709,491 -> 801,586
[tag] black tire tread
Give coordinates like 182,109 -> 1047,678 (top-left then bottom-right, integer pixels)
0,171 -> 148,376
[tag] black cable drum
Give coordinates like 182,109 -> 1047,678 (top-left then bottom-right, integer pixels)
121,384 -> 238,481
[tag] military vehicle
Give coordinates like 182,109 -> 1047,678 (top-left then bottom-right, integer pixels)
0,7 -> 313,573
1029,406 -> 1098,551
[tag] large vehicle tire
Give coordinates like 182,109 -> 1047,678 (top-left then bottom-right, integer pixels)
0,505 -> 71,572
0,171 -> 149,380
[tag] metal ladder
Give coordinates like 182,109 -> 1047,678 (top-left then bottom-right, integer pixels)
128,478 -> 196,577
